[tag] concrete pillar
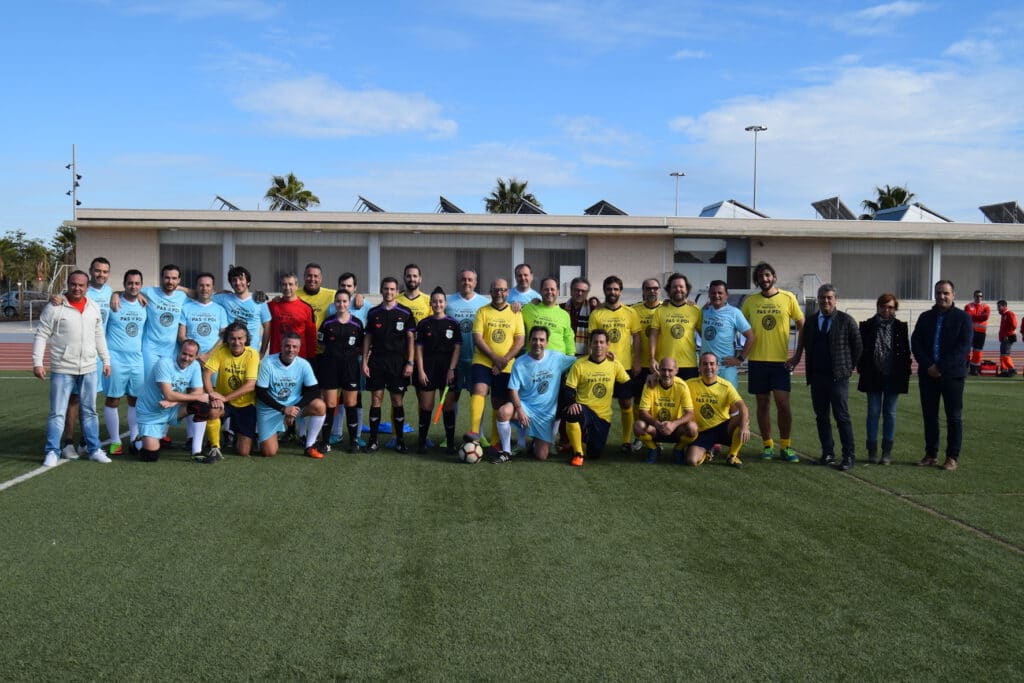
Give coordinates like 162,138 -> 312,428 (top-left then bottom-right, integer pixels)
930,240 -> 942,296
222,231 -> 235,279
368,233 -> 381,289
512,235 -> 525,277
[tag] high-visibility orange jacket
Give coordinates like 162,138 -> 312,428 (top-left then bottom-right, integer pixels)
965,301 -> 990,334
999,309 -> 1018,341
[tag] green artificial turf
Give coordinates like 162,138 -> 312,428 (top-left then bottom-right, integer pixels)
1,371 -> 1021,679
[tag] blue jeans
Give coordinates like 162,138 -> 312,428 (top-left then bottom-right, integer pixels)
46,372 -> 100,454
865,391 -> 899,443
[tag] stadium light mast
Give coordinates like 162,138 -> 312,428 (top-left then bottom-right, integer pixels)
65,143 -> 82,219
744,125 -> 766,210
669,171 -> 685,216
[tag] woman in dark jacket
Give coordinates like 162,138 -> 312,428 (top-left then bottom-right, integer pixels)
857,293 -> 912,464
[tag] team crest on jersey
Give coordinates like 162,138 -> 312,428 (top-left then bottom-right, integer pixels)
537,379 -> 549,395
160,312 -> 175,327
670,324 -> 685,339
348,336 -> 356,346
125,322 -> 139,337
700,404 -> 716,420
657,407 -> 671,421
228,375 -> 241,390
703,326 -> 717,340
608,328 -> 621,343
198,322 -> 212,336
592,383 -> 607,398
762,315 -> 777,331
460,320 -> 472,334
492,329 -> 506,344
396,321 -> 405,331
445,328 -> 454,339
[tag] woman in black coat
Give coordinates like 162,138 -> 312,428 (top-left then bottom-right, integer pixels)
857,293 -> 912,464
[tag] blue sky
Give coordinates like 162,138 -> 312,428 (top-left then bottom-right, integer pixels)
5,1 -> 1023,242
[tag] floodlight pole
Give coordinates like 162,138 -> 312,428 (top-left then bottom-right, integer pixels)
669,171 -> 685,216
745,125 -> 766,210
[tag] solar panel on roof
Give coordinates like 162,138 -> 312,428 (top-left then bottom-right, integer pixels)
437,196 -> 464,213
811,197 -> 855,220
978,201 -> 1024,224
355,196 -> 385,212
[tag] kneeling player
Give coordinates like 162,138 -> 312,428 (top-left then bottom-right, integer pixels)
256,333 -> 327,458
562,329 -> 631,467
203,322 -> 260,458
135,339 -> 222,462
634,357 -> 696,464
494,325 -> 576,462
684,352 -> 750,467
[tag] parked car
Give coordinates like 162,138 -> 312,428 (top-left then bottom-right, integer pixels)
1,290 -> 50,319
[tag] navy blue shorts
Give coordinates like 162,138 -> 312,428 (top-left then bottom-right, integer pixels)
693,420 -> 731,451
470,363 -> 511,403
567,404 -> 611,456
224,403 -> 257,440
747,361 -> 791,394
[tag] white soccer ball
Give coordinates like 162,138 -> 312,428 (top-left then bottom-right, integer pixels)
459,440 -> 483,464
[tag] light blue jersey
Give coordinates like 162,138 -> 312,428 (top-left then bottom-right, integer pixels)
507,287 -> 541,305
105,298 -> 147,398
445,292 -> 490,364
87,284 -> 113,325
181,300 -> 228,354
509,350 -> 576,442
137,356 -> 202,425
86,283 -> 114,387
215,292 -> 271,351
256,354 -> 317,414
700,303 -> 751,389
141,286 -> 189,369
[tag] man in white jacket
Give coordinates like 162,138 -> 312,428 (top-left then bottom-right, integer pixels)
33,270 -> 112,467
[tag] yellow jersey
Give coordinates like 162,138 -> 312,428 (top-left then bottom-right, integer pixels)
638,376 -> 693,423
740,290 -> 803,362
631,301 -> 661,369
472,304 -> 525,372
589,305 -> 641,369
297,287 -> 336,354
651,302 -> 701,369
397,292 -> 432,324
204,345 -> 260,408
685,376 -> 742,431
565,356 -> 630,422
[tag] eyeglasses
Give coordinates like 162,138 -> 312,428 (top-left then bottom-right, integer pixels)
492,288 -> 508,293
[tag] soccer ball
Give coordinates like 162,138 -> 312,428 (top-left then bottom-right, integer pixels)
459,440 -> 483,464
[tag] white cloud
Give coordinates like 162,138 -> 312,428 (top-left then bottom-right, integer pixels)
832,1 -> 931,36
669,63 -> 1024,221
855,1 -> 928,21
944,39 -> 1000,62
671,49 -> 708,60
312,143 -> 578,212
112,0 -> 281,21
234,75 -> 457,138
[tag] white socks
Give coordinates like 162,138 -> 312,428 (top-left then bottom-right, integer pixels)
497,420 -> 512,453
305,415 -> 326,447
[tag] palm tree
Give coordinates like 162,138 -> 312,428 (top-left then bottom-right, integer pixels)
264,173 -> 320,211
859,184 -> 915,220
484,177 -> 541,214
51,225 -> 76,265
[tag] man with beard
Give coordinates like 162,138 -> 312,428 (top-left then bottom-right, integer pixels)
203,322 -> 261,459
215,265 -> 271,355
649,273 -> 701,379
744,262 -> 804,462
589,275 -> 642,454
397,263 -> 431,325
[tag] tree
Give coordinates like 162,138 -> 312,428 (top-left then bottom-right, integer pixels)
0,231 -> 53,291
484,177 -> 541,214
859,184 -> 915,220
264,173 -> 320,211
51,225 -> 76,265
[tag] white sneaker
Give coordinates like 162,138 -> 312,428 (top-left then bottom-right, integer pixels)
62,443 -> 80,460
43,451 -> 60,467
89,450 -> 112,464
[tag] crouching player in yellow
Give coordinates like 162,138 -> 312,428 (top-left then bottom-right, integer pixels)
684,352 -> 750,467
562,329 -> 631,467
634,356 -> 696,464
